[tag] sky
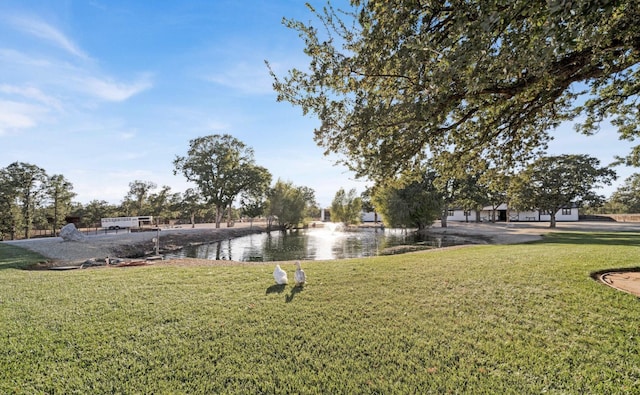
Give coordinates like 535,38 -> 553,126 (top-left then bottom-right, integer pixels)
0,1 -> 636,208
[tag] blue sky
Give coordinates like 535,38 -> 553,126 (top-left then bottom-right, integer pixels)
0,1 -> 635,207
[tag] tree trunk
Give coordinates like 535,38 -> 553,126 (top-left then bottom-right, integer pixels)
215,205 -> 223,228
440,202 -> 448,228
550,214 -> 557,228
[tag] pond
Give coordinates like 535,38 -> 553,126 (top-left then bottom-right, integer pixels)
165,225 -> 469,262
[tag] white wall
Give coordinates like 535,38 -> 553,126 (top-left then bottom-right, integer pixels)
448,206 -> 579,222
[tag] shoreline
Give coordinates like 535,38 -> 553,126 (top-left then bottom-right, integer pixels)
6,220 -> 640,265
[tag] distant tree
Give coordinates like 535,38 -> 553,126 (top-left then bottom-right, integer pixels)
174,134 -> 272,228
122,180 -> 157,216
0,174 -> 20,240
148,185 -> 179,226
241,197 -> 266,228
265,179 -> 308,229
81,200 -> 118,227
330,188 -> 362,225
360,187 -> 378,223
509,155 -> 616,228
240,184 -> 270,228
45,174 -> 76,235
1,162 -> 48,239
227,163 -> 271,227
178,188 -> 205,228
271,1 -> 640,185
482,169 -> 511,223
298,186 -> 320,220
452,173 -> 487,223
609,173 -> 640,213
372,171 -> 443,230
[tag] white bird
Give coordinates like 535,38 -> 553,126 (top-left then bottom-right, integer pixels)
273,264 -> 288,285
294,261 -> 306,286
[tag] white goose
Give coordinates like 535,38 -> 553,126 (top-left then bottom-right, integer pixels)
273,264 -> 288,285
294,261 -> 306,286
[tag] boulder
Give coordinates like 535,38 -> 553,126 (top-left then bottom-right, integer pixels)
60,223 -> 87,242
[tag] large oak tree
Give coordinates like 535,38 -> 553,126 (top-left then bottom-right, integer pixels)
508,154 -> 616,228
271,0 -> 640,182
174,134 -> 272,228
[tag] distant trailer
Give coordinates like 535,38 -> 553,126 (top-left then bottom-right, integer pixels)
101,216 -> 153,229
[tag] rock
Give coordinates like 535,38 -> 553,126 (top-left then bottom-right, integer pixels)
60,223 -> 87,242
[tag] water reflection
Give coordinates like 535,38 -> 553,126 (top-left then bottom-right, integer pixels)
166,226 -> 466,262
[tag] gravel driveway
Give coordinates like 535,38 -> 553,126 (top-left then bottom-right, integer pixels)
3,223 -> 263,264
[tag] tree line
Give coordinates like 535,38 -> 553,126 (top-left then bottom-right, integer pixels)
351,154 -> 615,231
0,134 -> 325,240
0,133 -> 630,241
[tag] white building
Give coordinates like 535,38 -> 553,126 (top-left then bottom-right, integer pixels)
447,203 -> 579,222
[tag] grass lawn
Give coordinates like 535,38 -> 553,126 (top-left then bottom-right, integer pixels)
1,232 -> 639,394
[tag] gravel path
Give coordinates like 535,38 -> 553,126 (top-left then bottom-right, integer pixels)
3,223 -> 263,264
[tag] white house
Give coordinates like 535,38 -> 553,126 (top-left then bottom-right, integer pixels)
361,211 -> 383,223
447,203 -> 579,222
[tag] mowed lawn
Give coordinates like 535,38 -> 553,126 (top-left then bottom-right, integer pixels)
1,232 -> 639,394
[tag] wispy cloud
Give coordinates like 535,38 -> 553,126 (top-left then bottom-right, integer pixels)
0,84 -> 62,110
0,47 -> 54,68
77,74 -> 153,102
7,15 -> 89,60
0,100 -> 43,136
3,15 -> 153,103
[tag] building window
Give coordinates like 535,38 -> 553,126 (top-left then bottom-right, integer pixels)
540,210 -> 551,215
562,208 -> 571,215
464,210 -> 471,216
448,209 -> 454,217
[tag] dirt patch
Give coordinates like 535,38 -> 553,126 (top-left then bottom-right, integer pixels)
592,268 -> 640,298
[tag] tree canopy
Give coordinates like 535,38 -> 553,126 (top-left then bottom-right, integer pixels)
266,179 -> 309,229
608,173 -> 640,213
330,188 -> 362,225
272,0 -> 640,182
174,134 -> 272,228
372,171 -> 442,230
0,162 -> 48,238
46,174 -> 76,234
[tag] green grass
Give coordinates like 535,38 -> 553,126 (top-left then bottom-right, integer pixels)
1,232 -> 640,394
0,243 -> 49,270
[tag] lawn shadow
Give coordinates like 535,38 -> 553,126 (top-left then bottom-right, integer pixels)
266,284 -> 287,295
285,285 -> 304,303
537,232 -> 640,247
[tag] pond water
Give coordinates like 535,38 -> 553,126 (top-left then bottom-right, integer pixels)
165,225 -> 467,262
